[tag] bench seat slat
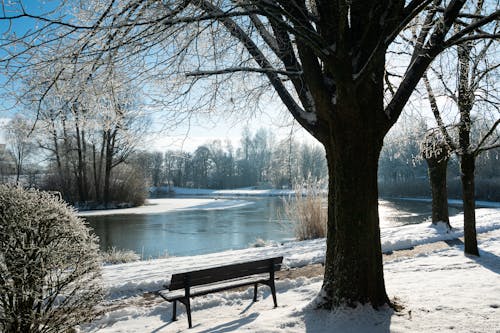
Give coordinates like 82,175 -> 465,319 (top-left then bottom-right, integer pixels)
159,274 -> 269,301
169,257 -> 283,290
160,256 -> 283,328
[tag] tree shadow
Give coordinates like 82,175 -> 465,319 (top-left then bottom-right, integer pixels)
470,249 -> 500,275
444,238 -> 464,247
445,238 -> 500,274
196,312 -> 259,333
302,305 -> 394,333
151,300 -> 259,333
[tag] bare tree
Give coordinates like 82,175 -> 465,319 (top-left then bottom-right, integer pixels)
420,128 -> 452,228
4,115 -> 35,183
1,0 -> 498,309
12,52 -> 150,205
422,11 -> 499,255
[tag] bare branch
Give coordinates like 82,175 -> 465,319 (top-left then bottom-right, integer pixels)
423,73 -> 456,150
445,9 -> 500,47
474,118 -> 500,155
185,66 -> 302,77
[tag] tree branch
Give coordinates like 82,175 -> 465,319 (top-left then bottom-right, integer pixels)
423,73 -> 456,150
384,0 -> 468,128
445,9 -> 500,47
185,67 -> 302,77
474,118 -> 500,156
195,0 -> 318,133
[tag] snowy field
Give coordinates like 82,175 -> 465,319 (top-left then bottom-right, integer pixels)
80,200 -> 500,333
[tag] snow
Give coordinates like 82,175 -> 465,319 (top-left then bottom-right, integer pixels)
168,186 -> 295,197
390,196 -> 500,208
78,187 -> 296,216
78,198 -> 255,216
79,203 -> 500,332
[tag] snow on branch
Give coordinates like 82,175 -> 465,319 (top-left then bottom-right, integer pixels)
185,67 -> 303,77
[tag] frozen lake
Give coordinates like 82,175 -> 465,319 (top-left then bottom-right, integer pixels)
85,197 -> 461,259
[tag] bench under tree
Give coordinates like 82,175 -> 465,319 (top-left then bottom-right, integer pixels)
158,256 -> 283,328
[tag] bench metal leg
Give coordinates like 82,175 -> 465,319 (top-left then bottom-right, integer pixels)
172,300 -> 177,321
185,298 -> 192,328
270,281 -> 277,308
253,283 -> 258,302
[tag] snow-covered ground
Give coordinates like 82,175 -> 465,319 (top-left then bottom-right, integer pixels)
157,186 -> 296,197
80,206 -> 500,333
79,198 -> 255,216
391,196 -> 500,209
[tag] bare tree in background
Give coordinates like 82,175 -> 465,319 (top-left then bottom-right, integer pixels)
422,12 -> 499,255
420,128 -> 452,228
1,0 -> 499,309
10,51 -> 150,205
4,115 -> 35,183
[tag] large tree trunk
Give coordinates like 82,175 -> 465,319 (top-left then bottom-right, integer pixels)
461,153 -> 478,255
425,154 -> 451,227
321,126 -> 389,308
318,66 -> 390,307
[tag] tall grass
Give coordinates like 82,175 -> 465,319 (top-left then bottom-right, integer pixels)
283,181 -> 327,241
101,247 -> 140,264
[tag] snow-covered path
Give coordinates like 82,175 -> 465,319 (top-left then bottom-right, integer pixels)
101,208 -> 500,299
83,227 -> 500,333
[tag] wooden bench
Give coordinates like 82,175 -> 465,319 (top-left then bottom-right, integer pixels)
158,256 -> 283,328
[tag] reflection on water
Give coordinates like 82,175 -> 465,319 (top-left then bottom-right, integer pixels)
379,199 -> 461,228
86,197 -> 290,258
86,197 -> 458,259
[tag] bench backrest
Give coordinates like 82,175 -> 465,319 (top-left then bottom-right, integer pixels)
169,256 -> 283,291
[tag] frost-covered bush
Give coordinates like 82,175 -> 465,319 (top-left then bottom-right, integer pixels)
0,185 -> 104,333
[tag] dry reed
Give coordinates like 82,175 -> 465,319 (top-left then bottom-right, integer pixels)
283,181 -> 327,240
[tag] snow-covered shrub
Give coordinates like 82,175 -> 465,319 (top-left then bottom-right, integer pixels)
283,181 -> 327,240
0,185 -> 104,333
101,247 -> 140,264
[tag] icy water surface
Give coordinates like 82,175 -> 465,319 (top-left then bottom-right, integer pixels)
86,197 -> 459,258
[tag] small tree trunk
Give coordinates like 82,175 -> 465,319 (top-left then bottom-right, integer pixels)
103,131 -> 113,207
461,153 -> 478,255
425,154 -> 451,227
92,144 -> 100,202
15,151 -> 21,183
75,123 -> 87,203
103,128 -> 118,207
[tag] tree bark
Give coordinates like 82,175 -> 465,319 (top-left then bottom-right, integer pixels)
318,65 -> 390,307
321,124 -> 389,308
425,153 -> 451,227
457,41 -> 479,256
74,119 -> 87,203
103,130 -> 113,207
461,153 -> 478,255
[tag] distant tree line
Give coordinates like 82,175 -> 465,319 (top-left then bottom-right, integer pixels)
4,118 -> 498,203
138,128 -> 328,191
